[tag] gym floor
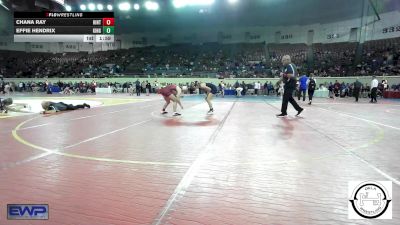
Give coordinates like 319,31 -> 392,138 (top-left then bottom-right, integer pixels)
0,94 -> 399,225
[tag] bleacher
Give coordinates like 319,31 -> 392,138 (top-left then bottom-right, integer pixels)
1,38 -> 399,78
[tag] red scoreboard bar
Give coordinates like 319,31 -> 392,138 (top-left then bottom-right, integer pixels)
103,18 -> 115,26
13,12 -> 115,43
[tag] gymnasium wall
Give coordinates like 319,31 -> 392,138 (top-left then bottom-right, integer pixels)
0,7 -> 12,36
116,11 -> 400,48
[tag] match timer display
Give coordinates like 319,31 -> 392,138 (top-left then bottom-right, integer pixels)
14,12 -> 115,43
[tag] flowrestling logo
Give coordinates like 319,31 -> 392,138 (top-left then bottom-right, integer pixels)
7,204 -> 49,220
348,181 -> 392,219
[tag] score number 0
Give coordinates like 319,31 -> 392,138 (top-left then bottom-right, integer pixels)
103,18 -> 114,26
102,18 -> 114,34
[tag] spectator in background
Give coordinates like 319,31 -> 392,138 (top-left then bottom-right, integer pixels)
263,81 -> 268,95
328,82 -> 334,99
135,79 -> 141,96
18,82 -> 23,92
276,80 -> 283,97
141,81 -> 146,94
343,83 -> 350,97
348,83 -> 354,97
128,83 -> 134,96
189,82 -> 195,94
4,83 -> 11,95
254,81 -> 261,96
241,81 -> 247,96
298,74 -> 308,101
122,82 -> 128,93
353,78 -> 362,102
146,81 -> 151,96
370,76 -> 378,103
90,80 -> 96,93
234,81 -> 240,89
267,82 -> 274,95
219,81 -> 225,98
378,81 -> 384,98
62,86 -> 74,95
382,79 -> 388,90
236,85 -> 243,97
363,83 -> 370,98
307,74 -> 316,105
0,76 -> 4,94
154,80 -> 159,93
334,80 -> 340,97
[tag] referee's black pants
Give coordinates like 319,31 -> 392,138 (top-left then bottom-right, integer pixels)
281,89 -> 302,114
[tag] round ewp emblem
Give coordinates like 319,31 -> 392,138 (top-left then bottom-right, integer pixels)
349,181 -> 392,219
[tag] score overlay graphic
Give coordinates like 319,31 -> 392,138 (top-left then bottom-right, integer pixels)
14,12 -> 115,43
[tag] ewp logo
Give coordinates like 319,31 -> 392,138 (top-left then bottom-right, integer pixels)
7,204 -> 49,220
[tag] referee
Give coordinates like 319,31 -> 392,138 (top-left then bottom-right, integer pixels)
276,55 -> 304,117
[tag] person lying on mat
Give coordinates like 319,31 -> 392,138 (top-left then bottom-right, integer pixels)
0,97 -> 13,113
0,98 -> 31,114
41,101 -> 90,114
